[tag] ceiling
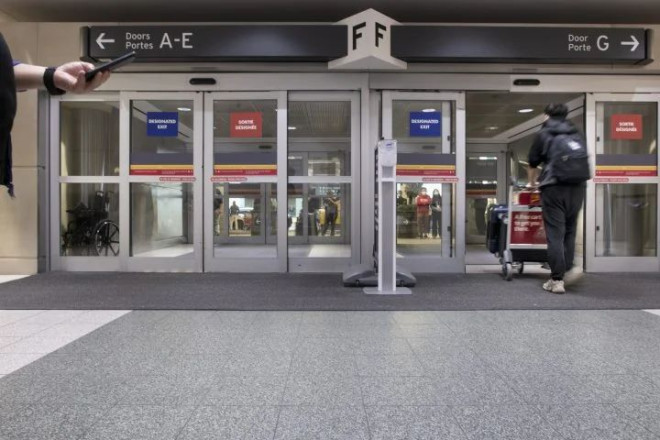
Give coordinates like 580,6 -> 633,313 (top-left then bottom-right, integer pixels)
466,92 -> 582,138
1,0 -> 659,23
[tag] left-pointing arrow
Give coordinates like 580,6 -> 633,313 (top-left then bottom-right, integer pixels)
96,32 -> 115,50
620,35 -> 640,52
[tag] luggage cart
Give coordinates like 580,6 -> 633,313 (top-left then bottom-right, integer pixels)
498,184 -> 549,281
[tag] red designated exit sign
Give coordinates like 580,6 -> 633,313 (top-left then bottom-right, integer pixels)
230,112 -> 262,138
611,114 -> 643,140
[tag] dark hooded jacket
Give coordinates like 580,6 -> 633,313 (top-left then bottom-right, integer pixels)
528,117 -> 584,189
0,32 -> 17,196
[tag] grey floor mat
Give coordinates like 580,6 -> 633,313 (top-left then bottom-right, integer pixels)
0,271 -> 658,310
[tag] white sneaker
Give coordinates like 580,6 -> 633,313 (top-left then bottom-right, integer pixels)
543,279 -> 565,294
564,268 -> 584,287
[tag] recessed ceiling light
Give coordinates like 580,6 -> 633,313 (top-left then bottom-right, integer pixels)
177,107 -> 191,112
422,108 -> 437,113
518,108 -> 534,113
288,126 -> 297,130
486,126 -> 499,131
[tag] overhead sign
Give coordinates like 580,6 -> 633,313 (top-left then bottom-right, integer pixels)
610,114 -> 643,140
409,112 -> 441,137
391,27 -> 650,64
147,112 -> 178,137
85,25 -> 347,61
328,9 -> 406,70
84,21 -> 650,66
230,112 -> 262,138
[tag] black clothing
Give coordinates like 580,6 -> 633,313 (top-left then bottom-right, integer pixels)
541,184 -> 585,280
528,117 -> 585,189
0,33 -> 17,196
529,116 -> 586,281
431,194 -> 442,238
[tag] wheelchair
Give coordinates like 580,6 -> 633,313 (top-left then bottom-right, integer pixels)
61,191 -> 119,256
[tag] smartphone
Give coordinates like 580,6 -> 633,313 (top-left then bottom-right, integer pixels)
85,51 -> 136,81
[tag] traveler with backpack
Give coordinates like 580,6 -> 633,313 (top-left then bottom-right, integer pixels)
527,103 -> 591,294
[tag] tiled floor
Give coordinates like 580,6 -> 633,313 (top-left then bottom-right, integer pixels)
0,309 -> 660,439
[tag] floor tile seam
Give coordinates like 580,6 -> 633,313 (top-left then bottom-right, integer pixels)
608,402 -> 660,438
355,347 -> 373,440
0,309 -> 49,326
510,401 -> 574,440
0,311 -> 130,355
74,400 -> 121,440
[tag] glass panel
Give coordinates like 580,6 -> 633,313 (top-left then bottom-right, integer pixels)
60,101 -> 119,176
213,183 -> 277,259
396,183 -> 455,257
596,184 -> 657,257
600,102 -> 657,155
597,102 -> 657,177
288,183 -> 351,258
130,183 -> 194,257
288,101 -> 351,176
393,100 -> 453,152
466,155 -> 498,244
130,100 -> 194,176
213,100 -> 277,177
60,183 -> 119,256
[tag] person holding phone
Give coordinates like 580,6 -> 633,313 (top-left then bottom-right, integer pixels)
1,32 -> 110,196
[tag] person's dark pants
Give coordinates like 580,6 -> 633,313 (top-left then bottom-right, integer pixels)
431,211 -> 441,238
324,213 -> 337,236
541,184 -> 585,280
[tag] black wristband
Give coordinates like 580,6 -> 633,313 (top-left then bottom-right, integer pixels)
43,67 -> 66,96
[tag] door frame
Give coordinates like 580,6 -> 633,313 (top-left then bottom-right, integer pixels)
203,91 -> 288,272
121,92 -> 204,272
287,91 -> 362,272
585,92 -> 660,272
381,91 -> 467,273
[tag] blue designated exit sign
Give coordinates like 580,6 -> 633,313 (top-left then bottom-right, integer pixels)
410,111 -> 441,137
147,112 -> 179,137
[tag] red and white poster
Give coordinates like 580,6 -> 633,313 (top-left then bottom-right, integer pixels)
510,212 -> 547,246
610,114 -> 643,140
230,112 -> 262,138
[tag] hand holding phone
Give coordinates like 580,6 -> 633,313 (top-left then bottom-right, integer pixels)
85,51 -> 136,81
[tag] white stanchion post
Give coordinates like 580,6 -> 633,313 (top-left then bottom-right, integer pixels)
364,140 -> 412,295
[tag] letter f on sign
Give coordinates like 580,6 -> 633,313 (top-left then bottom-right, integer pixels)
375,22 -> 387,47
353,22 -> 366,50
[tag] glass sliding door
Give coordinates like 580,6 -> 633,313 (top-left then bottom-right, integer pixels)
382,91 -> 466,273
204,92 -> 287,272
287,92 -> 360,272
123,92 -> 203,271
587,94 -> 660,272
51,95 -> 122,271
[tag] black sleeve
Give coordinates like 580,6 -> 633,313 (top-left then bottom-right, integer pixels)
528,131 -> 548,169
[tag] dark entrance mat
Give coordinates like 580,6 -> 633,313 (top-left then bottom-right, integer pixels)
1,271 -> 659,311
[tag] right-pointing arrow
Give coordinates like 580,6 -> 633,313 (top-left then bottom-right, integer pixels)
620,35 -> 640,52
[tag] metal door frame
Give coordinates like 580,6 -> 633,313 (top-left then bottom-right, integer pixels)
204,91 -> 288,272
121,92 -> 204,271
287,91 -> 361,272
586,93 -> 660,272
49,94 -> 123,271
381,91 -> 466,273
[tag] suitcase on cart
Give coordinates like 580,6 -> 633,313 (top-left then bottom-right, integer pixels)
486,203 -> 508,255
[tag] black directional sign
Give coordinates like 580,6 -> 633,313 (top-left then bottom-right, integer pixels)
85,25 -> 347,62
391,27 -> 650,64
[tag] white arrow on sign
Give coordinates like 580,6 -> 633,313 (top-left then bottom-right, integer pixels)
620,35 -> 640,52
96,32 -> 115,50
